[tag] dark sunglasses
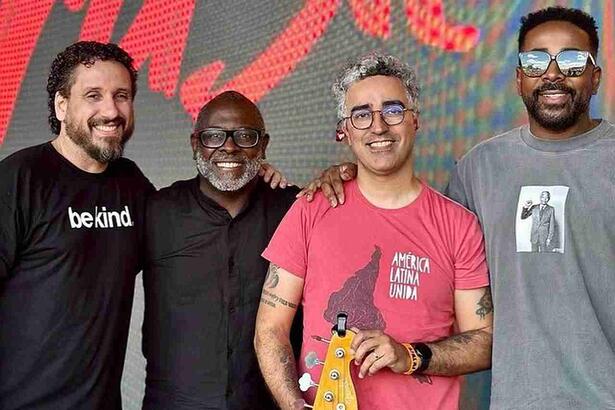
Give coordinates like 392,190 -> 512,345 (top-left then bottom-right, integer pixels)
518,50 -> 596,78
193,128 -> 263,148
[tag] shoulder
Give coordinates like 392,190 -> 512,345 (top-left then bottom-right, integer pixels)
424,183 -> 478,221
456,126 -> 524,167
149,178 -> 193,204
0,143 -> 52,171
258,181 -> 301,212
108,157 -> 154,192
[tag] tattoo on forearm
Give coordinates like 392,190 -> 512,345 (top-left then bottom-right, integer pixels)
475,288 -> 493,319
261,289 -> 297,309
264,264 -> 280,288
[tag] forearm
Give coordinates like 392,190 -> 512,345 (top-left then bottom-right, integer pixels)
423,326 -> 492,376
254,326 -> 303,410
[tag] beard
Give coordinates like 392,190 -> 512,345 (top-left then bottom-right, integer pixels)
65,115 -> 133,163
195,150 -> 262,192
521,82 -> 591,132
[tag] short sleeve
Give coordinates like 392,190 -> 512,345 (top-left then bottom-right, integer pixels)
445,164 -> 470,209
0,190 -> 19,281
453,213 -> 489,290
262,198 -> 311,279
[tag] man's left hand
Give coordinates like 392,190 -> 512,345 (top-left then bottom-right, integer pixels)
259,162 -> 289,189
349,328 -> 410,378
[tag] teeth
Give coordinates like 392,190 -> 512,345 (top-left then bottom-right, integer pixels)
94,124 -> 119,132
216,162 -> 242,168
368,141 -> 394,148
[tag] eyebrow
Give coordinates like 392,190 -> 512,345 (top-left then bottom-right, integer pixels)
349,100 -> 406,113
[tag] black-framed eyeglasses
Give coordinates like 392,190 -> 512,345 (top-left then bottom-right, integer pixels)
344,103 -> 416,130
193,128 -> 263,148
518,50 -> 596,78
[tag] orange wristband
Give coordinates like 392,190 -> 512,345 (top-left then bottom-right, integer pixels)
402,343 -> 421,375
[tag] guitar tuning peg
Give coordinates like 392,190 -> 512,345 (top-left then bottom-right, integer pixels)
298,372 -> 318,392
304,351 -> 324,369
311,335 -> 331,344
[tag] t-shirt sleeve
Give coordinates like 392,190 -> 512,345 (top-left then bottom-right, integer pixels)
262,198 -> 310,279
445,163 -> 470,209
453,212 -> 489,290
0,189 -> 19,281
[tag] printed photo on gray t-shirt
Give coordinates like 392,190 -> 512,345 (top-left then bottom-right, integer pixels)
515,185 -> 569,253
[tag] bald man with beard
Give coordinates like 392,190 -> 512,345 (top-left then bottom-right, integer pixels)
142,91 -> 301,410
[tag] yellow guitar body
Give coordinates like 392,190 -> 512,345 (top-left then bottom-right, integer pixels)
312,329 -> 358,410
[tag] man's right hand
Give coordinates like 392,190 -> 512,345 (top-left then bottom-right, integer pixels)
523,200 -> 533,209
296,162 -> 357,207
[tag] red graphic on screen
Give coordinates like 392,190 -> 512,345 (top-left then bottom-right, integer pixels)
79,0 -> 123,43
324,245 -> 386,330
0,0 -> 482,145
179,0 -> 341,120
348,0 -> 391,39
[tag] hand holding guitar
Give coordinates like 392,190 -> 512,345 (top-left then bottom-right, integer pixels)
349,329 -> 413,378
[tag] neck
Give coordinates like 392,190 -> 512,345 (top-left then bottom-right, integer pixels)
529,113 -> 598,140
356,161 -> 422,209
198,175 -> 258,218
52,133 -> 107,173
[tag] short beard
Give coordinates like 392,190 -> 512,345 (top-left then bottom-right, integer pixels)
195,150 -> 262,192
65,117 -> 132,163
522,83 -> 591,132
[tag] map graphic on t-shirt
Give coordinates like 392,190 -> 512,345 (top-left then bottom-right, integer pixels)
324,245 -> 386,330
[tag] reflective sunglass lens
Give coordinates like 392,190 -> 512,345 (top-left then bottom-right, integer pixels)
519,51 -> 550,77
556,50 -> 588,77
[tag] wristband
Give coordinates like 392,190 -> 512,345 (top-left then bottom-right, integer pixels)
401,343 -> 420,375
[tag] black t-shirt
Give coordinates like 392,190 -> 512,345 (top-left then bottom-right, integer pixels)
142,177 -> 301,410
0,142 -> 153,409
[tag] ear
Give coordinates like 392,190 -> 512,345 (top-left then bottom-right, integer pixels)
413,112 -> 420,131
591,66 -> 602,95
55,91 -> 68,122
260,133 -> 270,159
342,120 -> 353,146
515,67 -> 523,96
190,133 -> 199,160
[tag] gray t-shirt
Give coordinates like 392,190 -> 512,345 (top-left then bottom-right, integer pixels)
446,120 -> 615,409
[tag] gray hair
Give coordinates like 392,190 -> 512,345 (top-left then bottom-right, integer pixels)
332,52 -> 420,119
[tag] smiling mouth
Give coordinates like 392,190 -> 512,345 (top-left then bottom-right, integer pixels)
366,140 -> 395,149
215,161 -> 244,169
93,124 -> 121,132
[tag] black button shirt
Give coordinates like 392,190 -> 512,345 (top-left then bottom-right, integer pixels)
142,177 -> 301,410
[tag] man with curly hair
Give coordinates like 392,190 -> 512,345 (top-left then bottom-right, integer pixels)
255,53 -> 493,410
0,41 -> 153,409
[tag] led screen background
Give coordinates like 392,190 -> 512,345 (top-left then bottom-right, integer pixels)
1,1 -> 613,408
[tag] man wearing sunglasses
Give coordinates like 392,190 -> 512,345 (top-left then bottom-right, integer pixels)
445,6 -> 615,409
299,6 -> 614,409
141,91 -> 302,410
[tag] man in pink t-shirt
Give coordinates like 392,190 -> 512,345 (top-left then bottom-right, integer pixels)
254,53 -> 493,410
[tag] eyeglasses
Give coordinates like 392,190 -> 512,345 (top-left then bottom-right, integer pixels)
518,50 -> 596,78
193,128 -> 262,148
344,103 -> 415,130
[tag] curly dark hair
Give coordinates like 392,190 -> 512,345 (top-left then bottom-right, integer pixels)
518,7 -> 599,55
46,41 -> 138,135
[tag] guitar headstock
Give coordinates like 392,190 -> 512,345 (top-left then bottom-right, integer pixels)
300,313 -> 358,410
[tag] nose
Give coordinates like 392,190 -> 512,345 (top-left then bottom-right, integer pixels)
370,111 -> 389,134
219,133 -> 240,153
542,59 -> 565,83
100,95 -> 120,119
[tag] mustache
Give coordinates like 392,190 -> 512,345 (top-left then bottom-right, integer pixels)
532,82 -> 576,98
88,117 -> 126,128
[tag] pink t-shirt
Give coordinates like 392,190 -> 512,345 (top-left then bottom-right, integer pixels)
263,179 -> 489,410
